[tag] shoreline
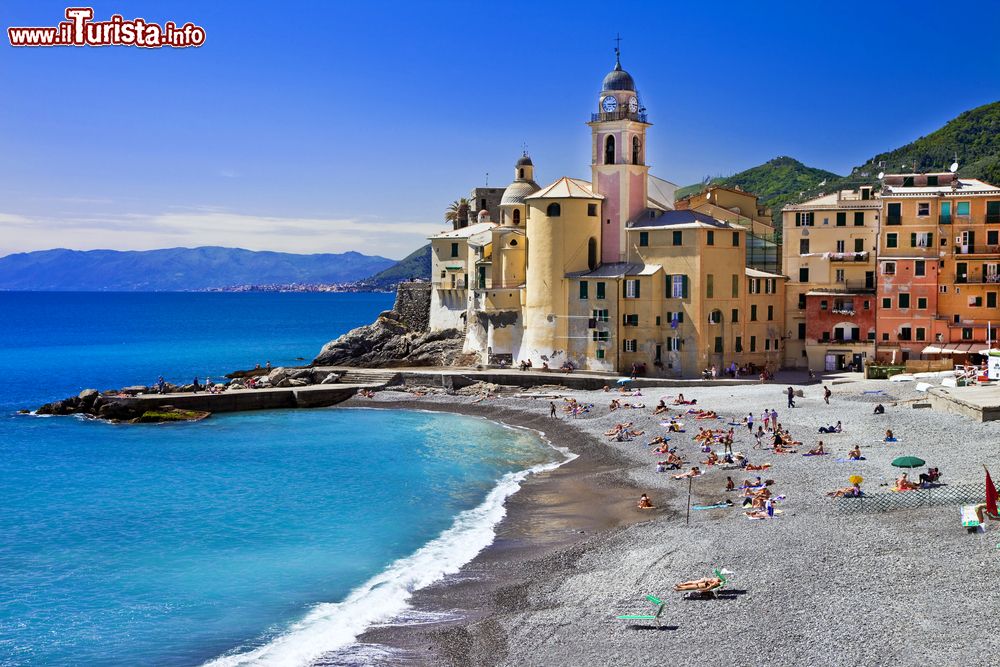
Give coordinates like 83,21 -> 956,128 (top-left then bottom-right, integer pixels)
327,393 -> 672,666
327,378 -> 1000,667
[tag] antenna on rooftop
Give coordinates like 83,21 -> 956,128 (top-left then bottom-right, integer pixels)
877,172 -> 885,180
950,155 -> 959,173
485,172 -> 489,187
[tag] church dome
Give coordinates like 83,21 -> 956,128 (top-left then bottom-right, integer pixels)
500,180 -> 539,206
516,154 -> 533,167
602,59 -> 635,92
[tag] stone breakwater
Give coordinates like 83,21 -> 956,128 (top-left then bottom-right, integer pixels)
31,366 -> 355,423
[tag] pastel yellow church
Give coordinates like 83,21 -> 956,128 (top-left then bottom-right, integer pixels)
429,53 -> 786,377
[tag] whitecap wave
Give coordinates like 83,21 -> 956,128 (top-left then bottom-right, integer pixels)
204,426 -> 574,667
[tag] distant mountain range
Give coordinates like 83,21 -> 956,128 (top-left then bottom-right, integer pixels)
0,247 -> 395,291
676,99 -> 1000,227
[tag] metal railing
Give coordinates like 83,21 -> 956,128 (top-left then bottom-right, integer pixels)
590,110 -> 647,123
834,482 -> 985,514
953,245 -> 1000,256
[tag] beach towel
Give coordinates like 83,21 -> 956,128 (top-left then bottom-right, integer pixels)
802,452 -> 830,457
745,509 -> 783,520
692,503 -> 733,510
834,457 -> 866,463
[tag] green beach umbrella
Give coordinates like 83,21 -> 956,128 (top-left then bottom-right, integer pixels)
891,456 -> 926,469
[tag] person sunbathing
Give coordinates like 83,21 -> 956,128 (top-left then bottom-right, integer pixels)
973,502 -> 1000,523
653,400 -> 669,415
828,483 -> 861,498
847,445 -> 864,460
647,435 -> 667,447
806,441 -> 826,456
609,399 -> 621,411
666,420 -> 684,433
604,422 -> 630,437
674,575 -> 723,593
702,451 -> 720,466
637,494 -> 655,509
884,429 -> 897,443
893,473 -> 919,491
873,403 -> 885,415
725,476 -> 735,491
744,462 -> 771,471
673,466 -> 701,479
694,410 -> 719,420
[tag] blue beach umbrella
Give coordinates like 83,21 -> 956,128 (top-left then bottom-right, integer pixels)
617,377 -> 632,385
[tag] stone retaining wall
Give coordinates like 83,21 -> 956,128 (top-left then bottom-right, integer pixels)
393,282 -> 431,332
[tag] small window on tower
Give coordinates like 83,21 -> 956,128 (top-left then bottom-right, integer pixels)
632,136 -> 641,165
587,203 -> 597,216
546,203 -> 561,217
513,209 -> 521,225
604,135 -> 615,165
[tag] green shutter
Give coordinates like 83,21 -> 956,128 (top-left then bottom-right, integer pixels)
836,212 -> 846,226
579,281 -> 588,299
681,275 -> 689,298
635,279 -> 640,298
910,233 -> 917,247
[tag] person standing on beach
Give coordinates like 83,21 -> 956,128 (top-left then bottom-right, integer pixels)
746,412 -> 754,432
770,408 -> 778,428
550,401 -> 557,418
786,386 -> 795,408
823,385 -> 832,405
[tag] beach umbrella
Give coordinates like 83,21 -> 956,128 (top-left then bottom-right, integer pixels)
616,377 -> 632,384
891,456 -> 926,469
849,475 -> 864,486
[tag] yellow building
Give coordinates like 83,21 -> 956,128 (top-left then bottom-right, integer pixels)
427,51 -> 785,376
781,187 -> 881,371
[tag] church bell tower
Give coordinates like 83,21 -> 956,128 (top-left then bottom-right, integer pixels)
588,47 -> 650,264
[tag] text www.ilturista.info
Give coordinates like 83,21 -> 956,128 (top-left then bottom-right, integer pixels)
8,7 -> 205,48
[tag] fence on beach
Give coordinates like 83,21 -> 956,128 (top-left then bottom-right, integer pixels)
834,482 -> 985,514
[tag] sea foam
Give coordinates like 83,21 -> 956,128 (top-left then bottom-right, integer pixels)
204,428 -> 574,667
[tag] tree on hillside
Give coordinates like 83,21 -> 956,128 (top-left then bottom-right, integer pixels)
444,198 -> 470,229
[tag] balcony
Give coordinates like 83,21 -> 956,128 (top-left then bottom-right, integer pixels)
829,251 -> 869,262
590,110 -> 648,123
953,245 -> 1000,256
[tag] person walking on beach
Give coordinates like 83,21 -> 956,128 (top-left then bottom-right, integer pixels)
823,385 -> 832,405
770,408 -> 778,428
192,376 -> 200,393
746,412 -> 754,432
550,401 -> 557,418
786,386 -> 795,408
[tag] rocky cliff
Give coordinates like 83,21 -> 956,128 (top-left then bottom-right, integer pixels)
311,282 -> 467,367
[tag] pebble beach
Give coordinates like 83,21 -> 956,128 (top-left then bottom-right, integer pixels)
348,375 -> 1000,667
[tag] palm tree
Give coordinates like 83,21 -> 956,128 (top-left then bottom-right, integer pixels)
444,198 -> 470,229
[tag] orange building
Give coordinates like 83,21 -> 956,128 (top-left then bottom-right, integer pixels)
876,172 -> 1000,362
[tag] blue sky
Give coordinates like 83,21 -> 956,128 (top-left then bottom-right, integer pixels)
2,0 -> 999,259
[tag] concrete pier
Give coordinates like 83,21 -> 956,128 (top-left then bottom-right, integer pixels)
116,383 -> 370,414
927,385 -> 1000,422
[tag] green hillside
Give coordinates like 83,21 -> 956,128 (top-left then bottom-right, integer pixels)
676,100 -> 1000,231
356,243 -> 431,289
851,100 -> 1000,186
677,156 -> 841,226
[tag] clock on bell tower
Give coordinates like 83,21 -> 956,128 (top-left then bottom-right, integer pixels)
588,46 -> 650,264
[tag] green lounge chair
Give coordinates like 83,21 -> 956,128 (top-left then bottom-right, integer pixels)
680,568 -> 729,599
616,594 -> 665,627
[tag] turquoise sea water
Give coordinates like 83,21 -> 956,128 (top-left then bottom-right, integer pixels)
0,293 -> 561,666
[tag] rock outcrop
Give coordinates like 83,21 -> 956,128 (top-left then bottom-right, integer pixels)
312,309 -> 464,368
34,389 -> 211,423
